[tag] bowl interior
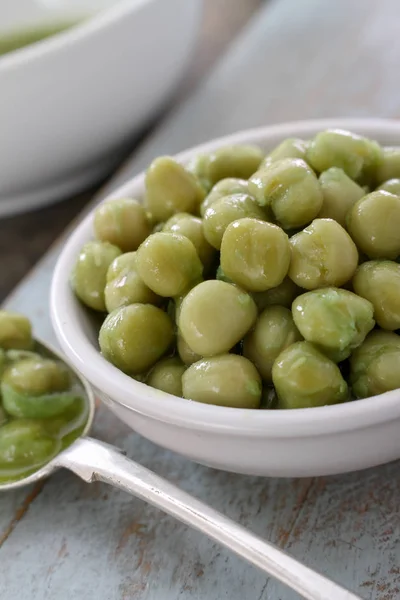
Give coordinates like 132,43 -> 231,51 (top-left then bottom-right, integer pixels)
51,118 -> 400,437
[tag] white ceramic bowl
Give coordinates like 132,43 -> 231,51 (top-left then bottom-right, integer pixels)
51,118 -> 400,478
0,0 -> 202,217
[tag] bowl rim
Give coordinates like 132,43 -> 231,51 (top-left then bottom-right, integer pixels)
0,0 -> 157,71
51,117 -> 400,439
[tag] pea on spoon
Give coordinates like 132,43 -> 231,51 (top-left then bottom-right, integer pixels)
0,338 -> 363,600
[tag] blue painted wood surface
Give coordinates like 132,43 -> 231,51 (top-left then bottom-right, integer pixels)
2,0 -> 400,598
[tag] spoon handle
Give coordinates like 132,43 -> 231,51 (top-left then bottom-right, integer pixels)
58,437 -> 363,600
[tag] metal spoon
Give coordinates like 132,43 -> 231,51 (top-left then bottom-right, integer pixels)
0,340 -> 363,600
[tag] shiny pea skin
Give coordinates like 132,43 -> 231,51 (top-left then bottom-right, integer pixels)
145,156 -> 205,222
260,138 -> 309,169
104,252 -> 160,313
272,341 -> 348,409
182,354 -> 262,408
0,311 -> 33,350
353,261 -> 400,330
318,167 -> 365,226
136,232 -> 203,297
0,420 -> 61,472
191,145 -> 264,190
289,218 -> 359,290
203,193 -> 267,249
177,333 -> 203,366
347,190 -> 400,259
71,241 -> 121,311
252,277 -> 301,312
200,178 -> 250,216
292,288 -> 375,361
94,198 -> 151,252
248,158 -> 323,229
147,356 -> 186,396
178,280 -> 257,356
163,214 -> 215,270
306,129 -> 382,182
376,147 -> 400,184
99,304 -> 174,374
243,306 -> 302,382
350,331 -> 400,398
377,178 -> 400,195
220,218 -> 290,292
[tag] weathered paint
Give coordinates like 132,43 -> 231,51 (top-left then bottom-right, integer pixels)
2,0 -> 400,598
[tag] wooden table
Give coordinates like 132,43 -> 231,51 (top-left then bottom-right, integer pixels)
1,1 -> 400,598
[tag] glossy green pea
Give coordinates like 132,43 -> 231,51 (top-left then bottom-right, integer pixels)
178,280 -> 257,356
353,261 -> 400,330
243,306 -> 302,382
350,331 -> 400,398
147,357 -> 186,397
0,311 -> 33,350
260,138 -> 309,169
177,333 -> 203,366
220,218 -> 290,292
377,178 -> 400,195
248,158 -> 323,229
318,167 -> 365,227
272,341 -> 348,409
203,193 -> 267,250
136,232 -> 203,297
182,354 -> 262,408
306,129 -> 382,183
145,156 -> 206,222
347,190 -> 400,259
163,213 -> 215,270
104,252 -> 160,313
200,178 -> 250,216
0,420 -> 61,472
375,147 -> 400,184
99,304 -> 174,374
289,218 -> 359,290
71,241 -> 121,311
94,198 -> 151,252
292,288 -> 375,362
252,277 -> 301,312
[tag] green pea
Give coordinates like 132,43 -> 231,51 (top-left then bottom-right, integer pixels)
215,265 -> 233,284
272,341 -> 349,409
289,218 -> 358,290
0,420 -> 61,472
203,193 -> 267,250
306,129 -> 382,183
93,198 -> 151,252
353,261 -> 400,330
71,241 -> 121,311
377,178 -> 400,195
0,311 -> 33,351
163,213 -> 216,270
104,252 -> 160,313
375,147 -> 400,184
347,190 -> 400,259
147,356 -> 186,397
136,232 -> 203,297
178,280 -> 257,356
220,218 -> 290,292
248,158 -> 323,229
200,178 -> 250,216
260,138 -> 309,169
99,304 -> 174,374
318,167 -> 365,227
292,288 -> 375,362
182,354 -> 262,408
252,277 -> 302,312
177,333 -> 203,366
243,306 -> 302,382
145,156 -> 206,222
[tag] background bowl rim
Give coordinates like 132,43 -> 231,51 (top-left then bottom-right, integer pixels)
51,117 -> 400,439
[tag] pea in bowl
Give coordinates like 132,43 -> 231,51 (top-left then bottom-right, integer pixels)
50,118 -> 400,478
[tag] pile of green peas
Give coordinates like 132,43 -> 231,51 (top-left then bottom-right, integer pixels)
71,129 -> 400,410
0,311 -> 88,482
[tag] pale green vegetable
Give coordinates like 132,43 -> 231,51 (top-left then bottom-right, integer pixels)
220,218 -> 290,292
377,178 -> 400,195
272,341 -> 348,409
260,138 -> 309,169
318,167 -> 365,226
352,261 -> 400,330
182,355 -> 262,408
178,280 -> 257,356
147,357 -> 186,397
177,333 -> 203,366
93,197 -> 151,252
289,218 -> 359,290
200,178 -> 250,216
376,147 -> 400,184
252,278 -> 301,312
0,311 -> 33,350
0,420 -> 61,472
163,213 -> 215,270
